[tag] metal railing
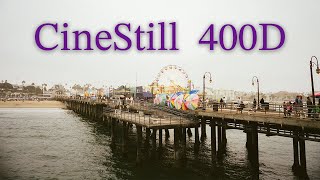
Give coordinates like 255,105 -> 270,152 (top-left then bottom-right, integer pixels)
209,102 -> 320,120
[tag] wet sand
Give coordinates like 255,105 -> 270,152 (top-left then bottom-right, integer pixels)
0,101 -> 66,108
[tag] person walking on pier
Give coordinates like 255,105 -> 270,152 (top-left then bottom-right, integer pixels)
283,101 -> 287,117
253,98 -> 257,110
237,97 -> 241,107
220,98 -> 224,109
287,101 -> 293,117
223,97 -> 227,108
260,98 -> 264,109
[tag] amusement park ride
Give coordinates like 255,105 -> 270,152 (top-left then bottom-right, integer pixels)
149,65 -> 193,95
150,65 -> 201,111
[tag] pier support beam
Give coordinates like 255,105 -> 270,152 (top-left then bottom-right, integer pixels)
222,121 -> 227,152
251,123 -> 259,168
151,129 -> 157,158
292,130 -> 300,171
211,120 -> 216,164
246,125 -> 252,152
174,128 -> 182,160
145,128 -> 151,154
182,128 -> 187,160
195,126 -> 200,145
174,128 -> 178,159
299,131 -> 308,178
122,121 -> 128,156
194,126 -> 200,155
217,122 -> 222,155
136,125 -> 142,165
159,129 -> 163,150
201,118 -> 207,141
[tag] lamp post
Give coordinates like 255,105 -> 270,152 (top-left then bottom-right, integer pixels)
252,76 -> 259,109
202,72 -> 212,110
310,56 -> 320,105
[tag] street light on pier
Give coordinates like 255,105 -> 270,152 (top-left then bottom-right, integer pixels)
202,72 -> 212,110
252,76 -> 259,109
310,56 -> 320,105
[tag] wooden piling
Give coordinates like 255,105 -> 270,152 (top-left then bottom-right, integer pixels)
174,128 -> 178,160
136,125 -> 142,165
201,118 -> 207,141
145,128 -> 151,153
182,128 -> 187,159
122,121 -> 128,156
251,123 -> 259,168
222,121 -> 227,149
211,120 -> 216,163
299,131 -> 308,178
217,122 -> 222,155
195,126 -> 200,145
159,129 -> 163,149
151,129 -> 157,158
292,130 -> 300,171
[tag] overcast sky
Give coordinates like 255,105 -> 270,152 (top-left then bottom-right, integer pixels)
1,0 -> 320,93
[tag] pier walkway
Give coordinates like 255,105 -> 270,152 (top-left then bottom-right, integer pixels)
107,110 -> 198,129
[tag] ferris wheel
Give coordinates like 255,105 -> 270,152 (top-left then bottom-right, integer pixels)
151,65 -> 191,93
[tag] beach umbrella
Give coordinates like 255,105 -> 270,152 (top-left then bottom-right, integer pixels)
185,94 -> 199,110
170,93 -> 177,108
181,94 -> 190,110
166,94 -> 172,107
174,94 -> 184,109
170,92 -> 183,108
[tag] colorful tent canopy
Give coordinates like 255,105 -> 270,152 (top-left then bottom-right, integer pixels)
154,91 -> 200,110
185,94 -> 199,110
174,94 -> 184,109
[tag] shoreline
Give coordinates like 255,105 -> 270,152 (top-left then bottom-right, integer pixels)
0,101 -> 66,108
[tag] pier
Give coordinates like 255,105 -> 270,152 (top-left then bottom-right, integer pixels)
64,99 -> 320,179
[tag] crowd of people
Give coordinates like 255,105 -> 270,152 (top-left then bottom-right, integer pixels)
211,95 -> 320,118
283,96 -> 320,118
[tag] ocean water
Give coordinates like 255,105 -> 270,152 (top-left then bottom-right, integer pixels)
0,108 -> 319,179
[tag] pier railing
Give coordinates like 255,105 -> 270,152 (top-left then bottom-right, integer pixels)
106,109 -> 193,128
210,102 -> 320,120
64,97 -> 320,120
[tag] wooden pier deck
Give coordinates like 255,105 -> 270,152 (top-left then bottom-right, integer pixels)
106,111 -> 198,129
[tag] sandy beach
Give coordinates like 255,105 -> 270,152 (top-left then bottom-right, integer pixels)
0,101 -> 66,108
